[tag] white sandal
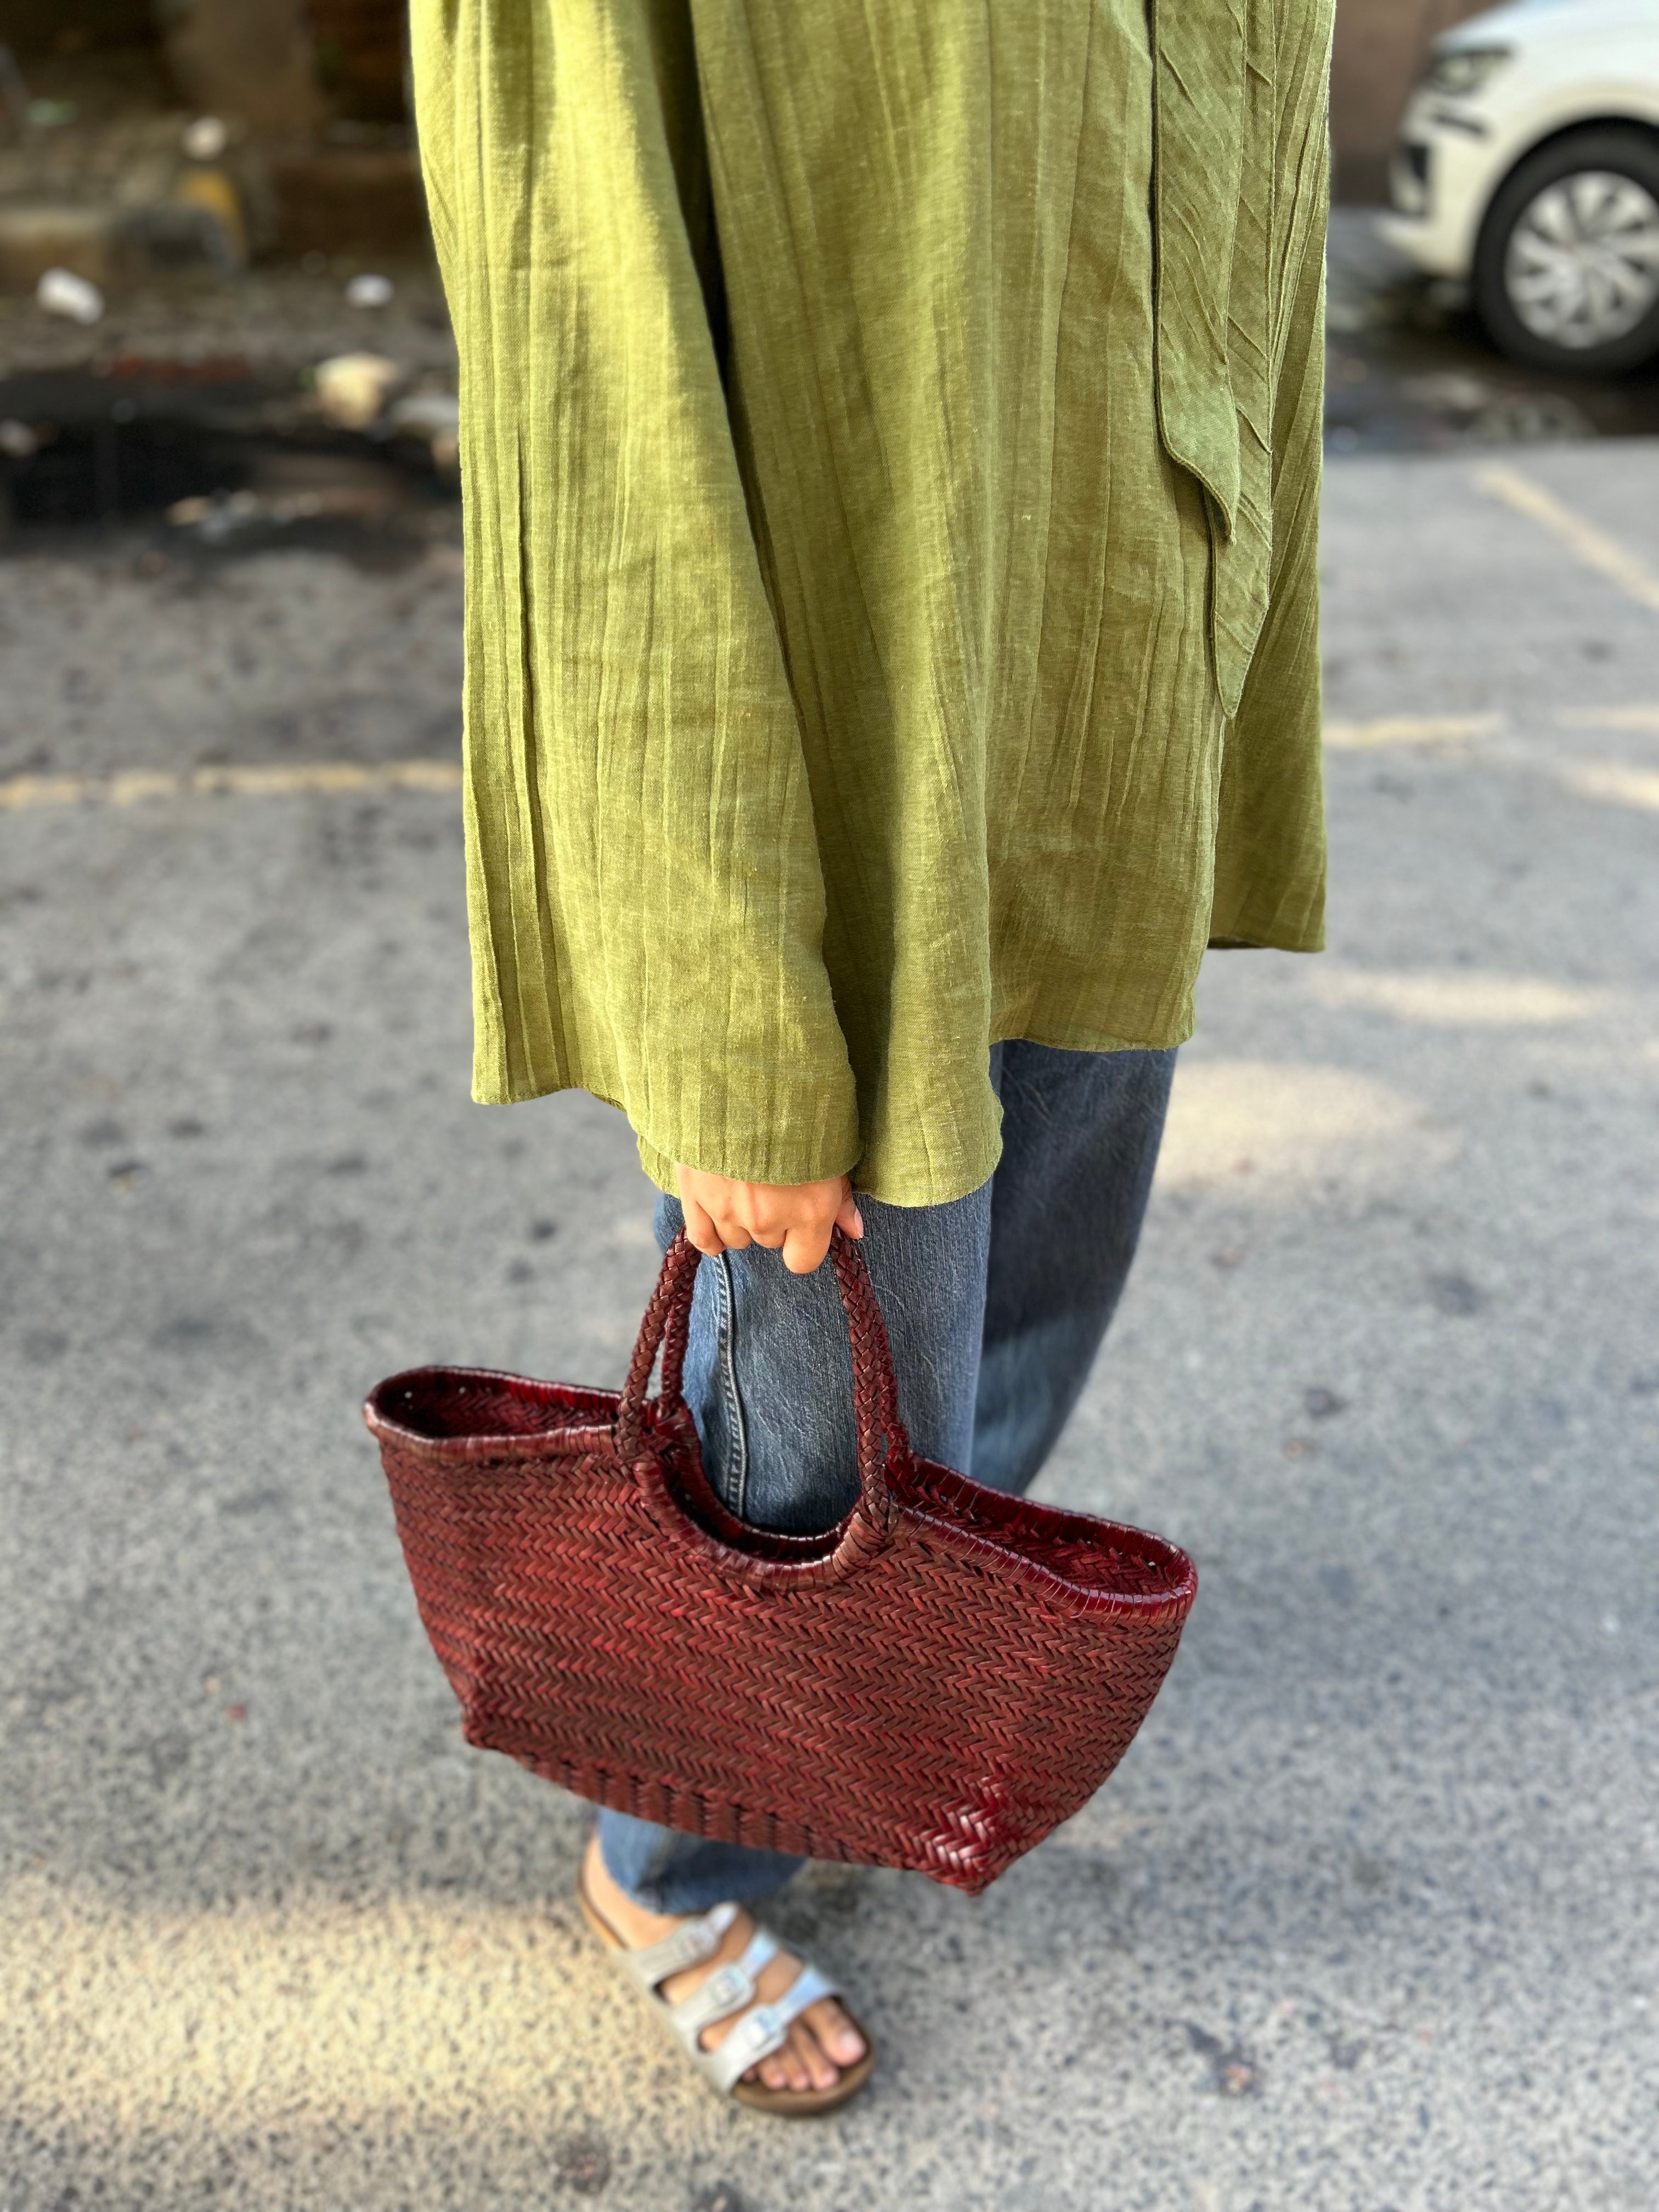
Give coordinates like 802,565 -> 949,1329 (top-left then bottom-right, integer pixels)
578,1863 -> 876,2115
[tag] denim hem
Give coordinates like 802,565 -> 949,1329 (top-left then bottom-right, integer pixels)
710,1251 -> 749,1521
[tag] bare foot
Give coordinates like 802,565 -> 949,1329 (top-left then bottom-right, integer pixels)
580,1832 -> 867,2094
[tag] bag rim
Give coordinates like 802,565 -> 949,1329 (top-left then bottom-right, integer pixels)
366,1363 -> 1198,1620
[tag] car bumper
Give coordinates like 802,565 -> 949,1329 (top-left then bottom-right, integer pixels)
1376,92 -> 1504,279
1376,199 -> 1469,280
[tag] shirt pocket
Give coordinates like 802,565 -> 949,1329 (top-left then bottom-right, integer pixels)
1148,0 -> 1274,720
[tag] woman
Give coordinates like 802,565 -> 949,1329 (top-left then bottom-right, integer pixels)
411,0 -> 1331,2113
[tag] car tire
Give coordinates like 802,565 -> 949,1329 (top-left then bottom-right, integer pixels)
1474,127 -> 1659,375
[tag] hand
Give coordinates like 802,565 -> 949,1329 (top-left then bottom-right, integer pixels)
675,1165 -> 863,1276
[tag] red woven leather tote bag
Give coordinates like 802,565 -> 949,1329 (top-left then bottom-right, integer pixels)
365,1231 -> 1197,1894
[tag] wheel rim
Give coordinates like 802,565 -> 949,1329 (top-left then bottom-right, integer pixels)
1504,170 -> 1659,349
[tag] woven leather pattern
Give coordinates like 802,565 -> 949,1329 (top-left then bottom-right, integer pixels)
365,1233 -> 1197,1894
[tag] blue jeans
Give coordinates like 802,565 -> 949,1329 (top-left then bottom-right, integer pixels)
598,1040 -> 1176,1913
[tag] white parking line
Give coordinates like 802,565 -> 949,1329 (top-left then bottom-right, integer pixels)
1323,704 -> 1659,751
1474,464 -> 1659,618
1555,762 -> 1659,811
0,712 -> 1652,815
1555,703 -> 1659,732
1323,714 -> 1502,749
0,759 -> 462,813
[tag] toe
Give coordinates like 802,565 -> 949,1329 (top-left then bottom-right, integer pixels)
792,2019 -> 839,2092
776,2040 -> 812,2092
808,1996 -> 866,2067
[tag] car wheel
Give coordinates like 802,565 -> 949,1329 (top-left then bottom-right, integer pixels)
1474,128 -> 1659,375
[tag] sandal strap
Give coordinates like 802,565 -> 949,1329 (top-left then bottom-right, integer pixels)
762,1960 -> 839,2036
613,1900 -> 737,1994
592,1888 -> 851,2102
702,1999 -> 793,2095
697,1960 -> 844,2097
669,1927 -> 778,2040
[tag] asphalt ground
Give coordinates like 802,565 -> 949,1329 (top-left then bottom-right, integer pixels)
1,439 -> 1656,2210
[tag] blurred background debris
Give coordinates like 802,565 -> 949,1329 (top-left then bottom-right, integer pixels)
35,264 -> 104,323
0,0 -> 451,552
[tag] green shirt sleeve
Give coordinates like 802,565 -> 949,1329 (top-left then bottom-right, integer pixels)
411,0 -> 860,1188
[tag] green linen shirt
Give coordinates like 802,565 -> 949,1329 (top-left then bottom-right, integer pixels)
412,0 -> 1332,1205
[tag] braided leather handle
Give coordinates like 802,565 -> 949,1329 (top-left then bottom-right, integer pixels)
616,1229 -> 911,1558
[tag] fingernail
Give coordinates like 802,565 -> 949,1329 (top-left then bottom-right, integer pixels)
851,1209 -> 864,1236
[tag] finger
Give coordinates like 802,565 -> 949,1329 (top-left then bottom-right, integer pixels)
711,1215 -> 753,1251
744,1201 -> 813,1251
681,1194 -> 724,1256
834,1182 -> 865,1239
742,1192 -> 805,1245
781,1216 -> 833,1275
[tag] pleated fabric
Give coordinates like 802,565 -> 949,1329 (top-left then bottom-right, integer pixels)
411,0 -> 1333,1206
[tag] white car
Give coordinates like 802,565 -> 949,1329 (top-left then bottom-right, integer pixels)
1379,0 -> 1659,373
